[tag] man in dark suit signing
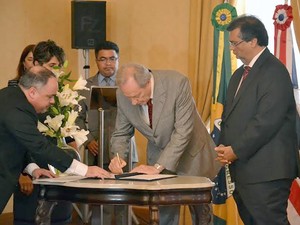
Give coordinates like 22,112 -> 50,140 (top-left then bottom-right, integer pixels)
0,66 -> 111,214
215,15 -> 300,225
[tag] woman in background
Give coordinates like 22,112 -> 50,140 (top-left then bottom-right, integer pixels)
8,44 -> 35,86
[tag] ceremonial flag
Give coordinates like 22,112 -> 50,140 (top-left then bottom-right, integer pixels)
273,4 -> 298,88
210,3 -> 243,225
273,4 -> 300,225
288,178 -> 300,225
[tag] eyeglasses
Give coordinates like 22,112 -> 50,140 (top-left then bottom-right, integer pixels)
96,57 -> 118,63
229,40 -> 244,47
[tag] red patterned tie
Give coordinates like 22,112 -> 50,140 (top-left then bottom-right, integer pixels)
147,99 -> 153,129
242,66 -> 251,82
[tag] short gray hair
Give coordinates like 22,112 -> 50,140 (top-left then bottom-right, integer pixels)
116,63 -> 151,88
19,66 -> 56,90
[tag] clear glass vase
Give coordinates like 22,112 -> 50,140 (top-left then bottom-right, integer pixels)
48,137 -> 81,175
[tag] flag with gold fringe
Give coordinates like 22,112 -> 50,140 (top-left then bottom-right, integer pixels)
210,3 -> 244,225
273,4 -> 300,225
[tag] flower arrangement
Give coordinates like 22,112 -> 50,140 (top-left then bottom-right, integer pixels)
38,63 -> 89,148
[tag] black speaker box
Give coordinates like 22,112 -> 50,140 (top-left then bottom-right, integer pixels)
71,1 -> 106,49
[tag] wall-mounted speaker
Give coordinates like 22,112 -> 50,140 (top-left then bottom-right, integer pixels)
71,1 -> 106,49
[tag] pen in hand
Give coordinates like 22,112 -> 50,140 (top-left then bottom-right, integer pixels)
116,153 -> 124,174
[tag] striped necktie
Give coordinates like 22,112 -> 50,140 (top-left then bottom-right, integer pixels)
234,66 -> 252,97
242,66 -> 251,82
147,99 -> 153,129
103,77 -> 111,86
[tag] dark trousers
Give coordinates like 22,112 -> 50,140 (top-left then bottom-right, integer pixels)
14,184 -> 72,225
233,179 -> 293,225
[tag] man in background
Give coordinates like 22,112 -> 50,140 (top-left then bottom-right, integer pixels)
76,41 -> 138,224
215,15 -> 300,225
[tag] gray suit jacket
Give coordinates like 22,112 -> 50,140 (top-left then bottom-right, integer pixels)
76,74 -> 138,166
111,70 -> 221,179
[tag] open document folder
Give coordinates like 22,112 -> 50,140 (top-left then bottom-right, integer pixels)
113,173 -> 177,181
33,174 -> 177,184
32,175 -> 85,184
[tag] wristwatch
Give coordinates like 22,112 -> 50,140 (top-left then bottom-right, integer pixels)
154,163 -> 164,173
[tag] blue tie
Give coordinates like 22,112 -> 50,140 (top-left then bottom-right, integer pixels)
104,77 -> 111,86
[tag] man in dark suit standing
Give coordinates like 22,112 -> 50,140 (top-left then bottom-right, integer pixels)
215,15 -> 300,225
0,66 -> 111,214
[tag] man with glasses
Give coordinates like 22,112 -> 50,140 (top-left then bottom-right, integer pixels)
77,40 -> 138,172
229,39 -> 244,47
77,41 -> 120,165
215,15 -> 300,225
76,41 -> 138,224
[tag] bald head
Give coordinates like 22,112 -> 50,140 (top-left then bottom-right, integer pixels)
19,66 -> 58,113
116,63 -> 152,105
19,66 -> 56,90
116,63 -> 151,88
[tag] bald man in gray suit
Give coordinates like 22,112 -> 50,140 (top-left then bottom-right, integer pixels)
109,63 -> 221,225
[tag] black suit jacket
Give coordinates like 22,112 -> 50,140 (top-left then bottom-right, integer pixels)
219,48 -> 300,184
0,86 -> 73,213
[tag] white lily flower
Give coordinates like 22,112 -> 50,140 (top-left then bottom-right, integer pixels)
72,129 -> 90,147
45,129 -> 56,137
51,69 -> 64,78
37,121 -> 49,133
57,84 -> 79,107
44,115 -> 64,132
60,125 -> 79,137
66,110 -> 78,126
73,76 -> 89,91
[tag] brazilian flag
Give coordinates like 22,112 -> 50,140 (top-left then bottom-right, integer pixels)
210,3 -> 244,225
